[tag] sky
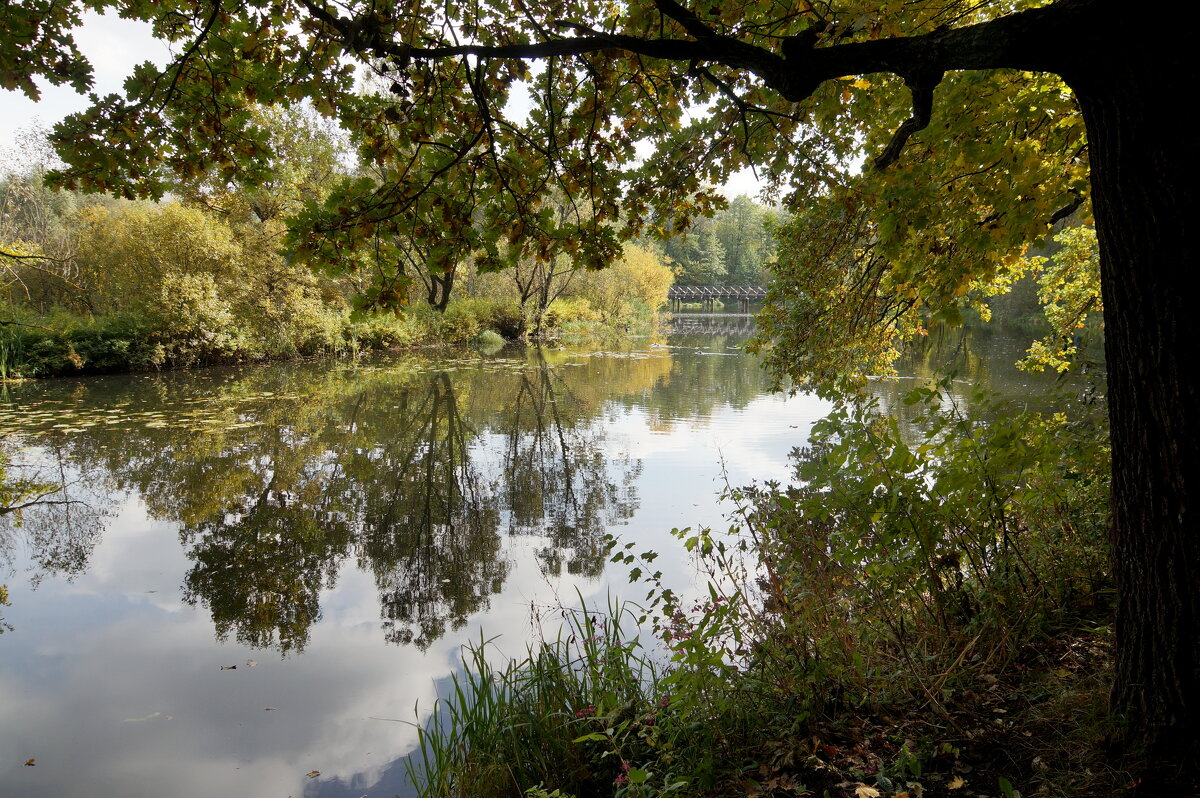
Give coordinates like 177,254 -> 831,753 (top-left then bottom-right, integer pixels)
0,11 -> 765,196
1,13 -> 172,160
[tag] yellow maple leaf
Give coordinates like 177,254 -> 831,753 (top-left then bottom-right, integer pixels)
948,775 -> 966,789
855,784 -> 881,798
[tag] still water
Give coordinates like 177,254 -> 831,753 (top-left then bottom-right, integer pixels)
0,320 -> 1076,797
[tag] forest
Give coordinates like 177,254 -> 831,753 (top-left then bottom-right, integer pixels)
2,0 -> 1195,795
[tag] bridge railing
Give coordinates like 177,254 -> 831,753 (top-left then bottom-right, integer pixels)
667,285 -> 767,300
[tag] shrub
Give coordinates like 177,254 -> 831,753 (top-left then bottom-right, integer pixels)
474,329 -> 505,351
544,297 -> 601,328
569,244 -> 672,323
146,272 -> 245,366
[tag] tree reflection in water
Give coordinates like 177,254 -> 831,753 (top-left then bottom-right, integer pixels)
355,372 -> 505,648
1,437 -> 111,588
2,347 -> 669,652
500,356 -> 640,579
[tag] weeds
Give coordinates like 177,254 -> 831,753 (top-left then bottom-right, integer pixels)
409,382 -> 1119,797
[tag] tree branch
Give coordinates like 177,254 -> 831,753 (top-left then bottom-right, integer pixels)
0,247 -> 66,264
873,71 -> 942,170
1049,191 -> 1085,225
653,0 -> 721,41
0,319 -> 54,331
306,0 -> 1091,115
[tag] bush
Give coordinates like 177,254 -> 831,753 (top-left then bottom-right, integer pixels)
474,329 -> 505,351
348,311 -> 418,351
544,297 -> 601,328
568,244 -> 672,324
65,313 -> 159,371
146,272 -> 245,366
456,297 -> 524,339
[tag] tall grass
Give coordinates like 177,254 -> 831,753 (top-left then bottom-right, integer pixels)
408,599 -> 682,798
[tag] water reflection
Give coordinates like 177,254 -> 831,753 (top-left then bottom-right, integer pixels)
0,326 -> 1066,798
2,349 -> 676,653
0,438 -> 112,587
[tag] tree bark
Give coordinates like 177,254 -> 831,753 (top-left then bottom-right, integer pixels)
1064,42 -> 1200,772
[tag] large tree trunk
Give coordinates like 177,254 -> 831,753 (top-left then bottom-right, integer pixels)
1065,46 -> 1200,772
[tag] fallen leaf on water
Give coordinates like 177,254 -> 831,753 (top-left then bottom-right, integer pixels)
307,770 -> 321,778
854,784 -> 880,798
25,758 -> 35,766
245,659 -> 257,668
122,712 -> 161,723
948,775 -> 966,789
220,665 -> 237,670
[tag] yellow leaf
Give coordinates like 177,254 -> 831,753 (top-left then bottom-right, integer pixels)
855,785 -> 881,798
948,775 -> 966,789
306,771 -> 321,778
850,78 -> 872,90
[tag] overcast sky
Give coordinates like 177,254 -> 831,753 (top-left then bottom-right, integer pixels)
1,13 -> 172,155
1,12 -> 764,196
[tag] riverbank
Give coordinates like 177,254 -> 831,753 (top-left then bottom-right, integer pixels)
0,297 -> 662,380
405,382 -> 1142,798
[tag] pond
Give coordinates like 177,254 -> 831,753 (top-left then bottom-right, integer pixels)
0,319 -> 1085,798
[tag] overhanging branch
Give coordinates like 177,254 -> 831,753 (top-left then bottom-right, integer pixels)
874,71 -> 942,170
1049,190 -> 1084,225
1,247 -> 66,264
653,0 -> 721,41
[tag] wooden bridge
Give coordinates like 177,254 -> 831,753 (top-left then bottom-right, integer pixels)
667,285 -> 768,312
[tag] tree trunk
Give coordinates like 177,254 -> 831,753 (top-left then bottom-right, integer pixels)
424,269 -> 454,312
1065,46 -> 1200,773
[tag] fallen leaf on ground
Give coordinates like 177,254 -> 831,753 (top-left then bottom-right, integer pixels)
948,775 -> 966,789
854,784 -> 880,798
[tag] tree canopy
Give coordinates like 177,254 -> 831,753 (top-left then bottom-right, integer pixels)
4,0 -> 1085,303
4,0 -> 1197,769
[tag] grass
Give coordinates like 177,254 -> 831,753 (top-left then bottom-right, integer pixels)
407,598 -> 676,798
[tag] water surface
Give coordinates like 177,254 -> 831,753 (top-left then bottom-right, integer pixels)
0,321 -> 1085,797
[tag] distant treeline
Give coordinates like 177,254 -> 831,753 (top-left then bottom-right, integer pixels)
661,194 -> 779,287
